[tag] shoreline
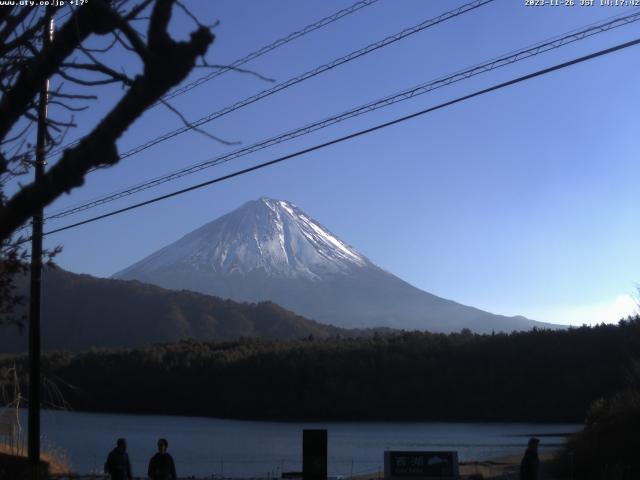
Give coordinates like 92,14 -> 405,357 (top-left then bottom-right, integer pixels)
23,451 -> 562,480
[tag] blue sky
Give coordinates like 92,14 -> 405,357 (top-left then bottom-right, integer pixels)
27,0 -> 640,326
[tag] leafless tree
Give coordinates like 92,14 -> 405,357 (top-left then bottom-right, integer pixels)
0,0 -> 217,325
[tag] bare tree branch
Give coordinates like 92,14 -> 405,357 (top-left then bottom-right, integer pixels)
159,98 -> 239,146
0,1 -> 113,140
0,0 -> 215,241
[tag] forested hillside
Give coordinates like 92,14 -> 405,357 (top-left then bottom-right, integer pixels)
2,318 -> 638,422
0,267 -> 347,352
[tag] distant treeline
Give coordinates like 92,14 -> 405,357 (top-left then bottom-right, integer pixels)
2,318 -> 640,422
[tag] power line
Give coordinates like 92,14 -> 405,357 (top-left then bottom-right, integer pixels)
160,0 -> 380,103
38,36 -> 640,239
44,9 -> 640,221
47,0 -> 494,167
47,0 -> 380,157
44,0 -> 497,219
116,0 -> 494,160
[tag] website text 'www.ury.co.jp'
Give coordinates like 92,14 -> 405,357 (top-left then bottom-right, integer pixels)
0,0 -> 87,7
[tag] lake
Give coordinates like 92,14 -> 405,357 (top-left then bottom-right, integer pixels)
19,409 -> 581,477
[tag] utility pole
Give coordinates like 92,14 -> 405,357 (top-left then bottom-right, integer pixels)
29,8 -> 53,480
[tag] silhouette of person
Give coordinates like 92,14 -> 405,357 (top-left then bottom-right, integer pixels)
519,437 -> 540,480
148,438 -> 177,480
104,438 -> 133,480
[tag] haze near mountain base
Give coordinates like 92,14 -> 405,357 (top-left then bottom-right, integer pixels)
114,198 -> 555,333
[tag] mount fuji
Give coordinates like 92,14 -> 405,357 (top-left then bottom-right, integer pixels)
114,198 -> 554,333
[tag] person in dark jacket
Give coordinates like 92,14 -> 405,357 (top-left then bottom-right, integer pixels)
519,437 -> 540,480
148,438 -> 177,480
104,438 -> 133,480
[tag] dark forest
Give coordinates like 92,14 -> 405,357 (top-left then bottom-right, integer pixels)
2,318 -> 639,422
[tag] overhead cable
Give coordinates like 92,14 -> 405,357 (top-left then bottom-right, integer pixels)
161,0 -> 381,103
44,9 -> 640,221
117,0 -> 494,160
48,0 -> 495,165
47,0 -> 380,156
37,36 -> 640,239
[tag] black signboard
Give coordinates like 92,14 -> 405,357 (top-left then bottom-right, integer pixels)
384,451 -> 459,480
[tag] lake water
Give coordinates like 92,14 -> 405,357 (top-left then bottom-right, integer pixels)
19,409 -> 581,477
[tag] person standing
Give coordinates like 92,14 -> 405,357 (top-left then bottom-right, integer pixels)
104,438 -> 133,480
148,438 -> 177,480
519,437 -> 540,480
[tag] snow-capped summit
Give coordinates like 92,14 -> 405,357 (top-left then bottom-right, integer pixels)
116,197 -> 368,281
115,198 -> 556,333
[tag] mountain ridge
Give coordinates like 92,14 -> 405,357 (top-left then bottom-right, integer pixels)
114,197 -> 558,333
0,267 -> 351,353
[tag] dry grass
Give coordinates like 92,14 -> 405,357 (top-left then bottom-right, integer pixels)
458,454 -> 521,479
0,440 -> 72,475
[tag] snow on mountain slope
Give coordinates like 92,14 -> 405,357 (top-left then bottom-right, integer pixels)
116,198 -> 367,281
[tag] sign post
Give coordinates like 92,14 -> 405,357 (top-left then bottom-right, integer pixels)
303,429 -> 327,480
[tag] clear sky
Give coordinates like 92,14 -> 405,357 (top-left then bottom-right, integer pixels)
25,0 -> 640,326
